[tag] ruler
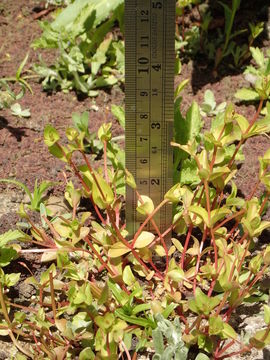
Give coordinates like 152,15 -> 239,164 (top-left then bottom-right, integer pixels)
125,0 -> 175,236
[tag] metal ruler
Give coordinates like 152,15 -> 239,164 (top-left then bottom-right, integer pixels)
125,0 -> 175,236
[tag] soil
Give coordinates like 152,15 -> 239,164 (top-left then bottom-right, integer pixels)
0,0 -> 270,359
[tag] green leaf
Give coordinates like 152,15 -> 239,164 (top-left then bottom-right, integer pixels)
235,88 -> 260,101
164,183 -> 182,203
174,79 -> 189,98
250,47 -> 265,68
209,316 -> 223,335
234,114 -> 249,134
95,312 -> 114,330
44,125 -> 60,147
137,195 -> 154,216
92,172 -> 114,209
107,279 -> 130,306
0,229 -> 26,247
125,169 -> 136,189
134,231 -> 155,249
108,242 -> 131,258
179,158 -> 200,185
152,328 -> 164,355
210,207 -> 231,228
250,329 -> 270,349
195,354 -> 210,360
167,269 -> 186,282
4,273 -> 21,287
111,104 -> 125,128
98,122 -> 112,142
183,101 -> 202,144
221,322 -> 237,339
92,37 -> 112,76
0,247 -> 17,267
51,0 -> 124,35
79,347 -> 95,360
189,205 -> 209,228
10,103 -> 31,118
264,305 -> 270,325
188,288 -> 220,315
123,266 -> 136,286
115,308 -> 155,328
16,53 -> 29,80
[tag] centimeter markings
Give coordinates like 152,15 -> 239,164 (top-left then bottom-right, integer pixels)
125,0 -> 175,237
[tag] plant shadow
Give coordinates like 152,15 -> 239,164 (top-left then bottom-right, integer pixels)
0,116 -> 26,141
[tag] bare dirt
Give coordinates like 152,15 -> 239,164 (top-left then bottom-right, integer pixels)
1,0 -> 270,359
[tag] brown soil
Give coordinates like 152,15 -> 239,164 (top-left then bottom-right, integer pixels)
0,0 -> 270,359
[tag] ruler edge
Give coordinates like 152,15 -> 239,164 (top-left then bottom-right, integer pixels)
125,0 -> 175,236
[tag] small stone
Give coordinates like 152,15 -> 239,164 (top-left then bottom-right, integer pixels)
91,105 -> 99,112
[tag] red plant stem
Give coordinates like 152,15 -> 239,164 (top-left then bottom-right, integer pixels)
135,190 -> 169,273
236,239 -> 250,274
72,203 -> 77,221
148,259 -> 164,280
215,340 -> 236,358
213,209 -> 245,232
241,264 -> 268,297
132,199 -> 169,248
193,226 -> 208,295
216,344 -> 252,359
42,216 -> 61,242
180,185 -> 205,269
49,272 -> 57,324
186,315 -> 202,334
62,147 -> 106,225
208,258 -> 225,297
180,224 -> 193,269
106,208 -> 133,248
56,142 -> 106,225
84,236 -> 117,277
28,218 -> 54,246
103,140 -> 109,183
225,221 -> 240,242
80,150 -> 107,201
260,191 -> 270,214
33,332 -> 43,354
120,340 -> 132,360
203,179 -> 218,271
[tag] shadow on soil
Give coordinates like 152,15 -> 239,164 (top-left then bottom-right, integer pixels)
190,1 -> 269,93
0,116 -> 26,141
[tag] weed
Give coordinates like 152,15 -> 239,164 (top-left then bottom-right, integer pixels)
32,0 -> 124,96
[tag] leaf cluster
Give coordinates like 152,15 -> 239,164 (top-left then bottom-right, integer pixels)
32,0 -> 124,96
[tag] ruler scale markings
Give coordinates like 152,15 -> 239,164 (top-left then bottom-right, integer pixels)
126,0 -> 175,236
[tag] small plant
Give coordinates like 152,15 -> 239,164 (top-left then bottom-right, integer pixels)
200,89 -> 227,117
152,314 -> 189,360
32,0 -> 124,96
0,53 -> 33,117
214,0 -> 242,71
235,47 -> 270,106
